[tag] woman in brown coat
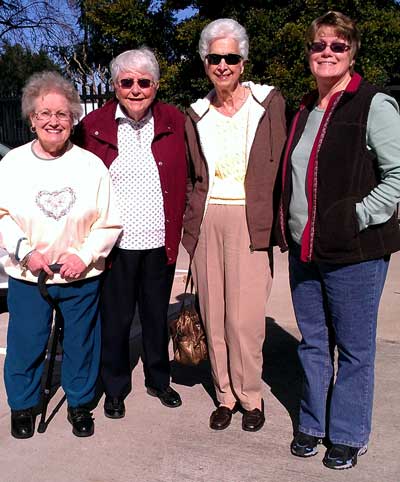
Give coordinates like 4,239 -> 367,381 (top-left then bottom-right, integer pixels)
183,18 -> 286,432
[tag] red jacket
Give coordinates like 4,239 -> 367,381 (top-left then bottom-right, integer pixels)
74,99 -> 187,264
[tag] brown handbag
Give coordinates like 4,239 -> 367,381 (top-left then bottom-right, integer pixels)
169,269 -> 208,366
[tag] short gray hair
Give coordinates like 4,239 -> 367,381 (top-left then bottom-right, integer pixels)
199,18 -> 249,61
21,71 -> 82,122
110,47 -> 160,82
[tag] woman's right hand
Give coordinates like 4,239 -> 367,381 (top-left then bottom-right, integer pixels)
24,250 -> 54,276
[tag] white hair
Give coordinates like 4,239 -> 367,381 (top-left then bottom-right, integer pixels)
198,18 -> 249,61
110,47 -> 160,82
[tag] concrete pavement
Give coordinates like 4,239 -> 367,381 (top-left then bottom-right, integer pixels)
0,248 -> 399,482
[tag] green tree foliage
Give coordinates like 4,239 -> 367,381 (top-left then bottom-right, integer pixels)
0,42 -> 60,95
78,0 -> 176,66
74,0 -> 400,110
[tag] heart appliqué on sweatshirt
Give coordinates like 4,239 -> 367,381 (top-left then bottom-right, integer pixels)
36,187 -> 76,220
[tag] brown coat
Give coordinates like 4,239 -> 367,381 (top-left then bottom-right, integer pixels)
182,84 -> 286,258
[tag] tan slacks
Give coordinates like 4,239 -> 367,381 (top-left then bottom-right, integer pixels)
192,204 -> 272,411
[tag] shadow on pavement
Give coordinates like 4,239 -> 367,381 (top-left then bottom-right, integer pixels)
171,360 -> 216,405
262,317 -> 302,431
34,307 -> 304,433
168,295 -> 217,405
168,299 -> 304,420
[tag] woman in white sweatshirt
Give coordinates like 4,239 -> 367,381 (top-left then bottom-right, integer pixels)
0,71 -> 121,439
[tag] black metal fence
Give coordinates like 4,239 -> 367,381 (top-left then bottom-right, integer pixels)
0,96 -> 33,148
0,83 -> 114,148
79,82 -> 113,116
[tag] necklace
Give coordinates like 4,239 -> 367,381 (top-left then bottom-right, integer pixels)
31,139 -> 71,160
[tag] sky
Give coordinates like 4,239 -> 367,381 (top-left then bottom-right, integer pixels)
177,6 -> 197,21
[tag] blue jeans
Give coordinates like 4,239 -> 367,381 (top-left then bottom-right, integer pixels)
5,276 -> 101,410
289,246 -> 389,447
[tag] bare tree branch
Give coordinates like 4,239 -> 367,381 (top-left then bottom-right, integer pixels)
62,43 -> 111,90
0,0 -> 80,50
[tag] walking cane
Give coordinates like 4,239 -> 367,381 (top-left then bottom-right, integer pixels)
37,263 -> 63,434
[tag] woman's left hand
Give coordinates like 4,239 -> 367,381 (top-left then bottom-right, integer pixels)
59,254 -> 87,280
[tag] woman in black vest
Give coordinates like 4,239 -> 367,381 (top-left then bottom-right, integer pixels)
276,11 -> 400,470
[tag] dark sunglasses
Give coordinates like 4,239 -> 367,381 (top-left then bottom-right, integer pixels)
119,78 -> 153,89
308,41 -> 351,54
205,53 -> 242,65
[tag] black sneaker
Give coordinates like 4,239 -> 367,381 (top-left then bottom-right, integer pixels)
323,444 -> 368,470
291,432 -> 321,457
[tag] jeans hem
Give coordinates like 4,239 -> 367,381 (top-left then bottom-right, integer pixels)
298,425 -> 325,438
329,439 -> 369,448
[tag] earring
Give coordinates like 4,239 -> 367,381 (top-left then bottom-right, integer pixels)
30,126 -> 36,133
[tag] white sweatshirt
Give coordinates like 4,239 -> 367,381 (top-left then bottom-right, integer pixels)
0,141 -> 122,283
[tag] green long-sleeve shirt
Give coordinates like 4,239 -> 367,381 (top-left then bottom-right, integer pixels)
289,93 -> 400,244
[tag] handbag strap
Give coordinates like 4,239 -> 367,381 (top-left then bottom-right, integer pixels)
177,262 -> 194,312
183,263 -> 194,296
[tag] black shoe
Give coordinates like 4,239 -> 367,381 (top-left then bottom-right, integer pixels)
11,409 -> 35,439
242,399 -> 265,432
104,397 -> 125,419
291,432 -> 321,457
209,404 -> 238,430
323,444 -> 368,470
67,406 -> 94,437
146,386 -> 182,408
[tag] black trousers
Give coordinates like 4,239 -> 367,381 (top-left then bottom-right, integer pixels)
100,247 -> 175,399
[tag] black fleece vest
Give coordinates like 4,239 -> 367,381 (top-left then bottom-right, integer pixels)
286,79 -> 400,264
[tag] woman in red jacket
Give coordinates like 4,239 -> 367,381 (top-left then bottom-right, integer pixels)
74,47 -> 187,418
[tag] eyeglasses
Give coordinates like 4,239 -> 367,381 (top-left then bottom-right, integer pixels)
205,53 -> 243,65
34,110 -> 71,122
118,78 -> 154,89
308,41 -> 351,54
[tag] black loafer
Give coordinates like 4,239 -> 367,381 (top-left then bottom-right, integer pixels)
67,406 -> 94,437
209,404 -> 238,430
242,399 -> 265,432
104,397 -> 125,419
147,386 -> 182,408
11,408 -> 35,439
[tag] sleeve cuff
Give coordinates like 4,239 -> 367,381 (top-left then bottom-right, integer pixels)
15,238 -> 34,262
355,203 -> 368,231
76,247 -> 93,267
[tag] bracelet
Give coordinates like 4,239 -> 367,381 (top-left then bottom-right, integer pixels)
20,250 -> 35,269
15,237 -> 28,262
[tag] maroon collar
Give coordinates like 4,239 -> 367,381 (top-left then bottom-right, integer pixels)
300,72 -> 362,111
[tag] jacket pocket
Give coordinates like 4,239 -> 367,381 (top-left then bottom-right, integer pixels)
317,198 -> 360,254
